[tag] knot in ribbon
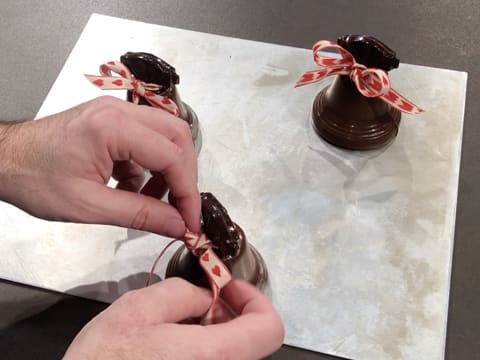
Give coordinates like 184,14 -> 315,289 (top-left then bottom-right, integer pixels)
148,230 -> 232,325
85,61 -> 179,116
295,40 -> 424,114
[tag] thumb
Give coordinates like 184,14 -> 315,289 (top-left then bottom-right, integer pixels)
80,182 -> 186,237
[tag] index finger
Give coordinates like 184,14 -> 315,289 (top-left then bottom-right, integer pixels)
206,280 -> 285,359
121,102 -> 199,189
117,103 -> 201,231
121,101 -> 196,150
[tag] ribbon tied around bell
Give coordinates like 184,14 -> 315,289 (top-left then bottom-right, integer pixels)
147,230 -> 232,325
295,40 -> 424,114
182,231 -> 232,324
85,61 -> 179,116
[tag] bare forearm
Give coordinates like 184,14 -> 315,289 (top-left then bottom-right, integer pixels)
0,120 -> 31,203
0,122 -> 18,196
0,121 -> 16,147
0,122 -> 21,201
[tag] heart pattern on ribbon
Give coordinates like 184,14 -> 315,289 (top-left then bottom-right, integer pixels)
85,61 -> 179,116
295,40 -> 424,115
147,231 -> 232,325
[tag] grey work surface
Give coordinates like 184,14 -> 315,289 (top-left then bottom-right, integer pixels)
0,1 -> 477,360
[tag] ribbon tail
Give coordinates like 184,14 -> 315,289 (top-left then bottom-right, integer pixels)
200,283 -> 220,325
84,75 -> 133,90
381,89 -> 424,115
198,248 -> 232,324
295,67 -> 349,88
132,92 -> 140,105
295,69 -> 330,88
145,95 -> 180,116
146,239 -> 180,286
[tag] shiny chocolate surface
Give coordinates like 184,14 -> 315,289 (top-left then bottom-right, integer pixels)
337,34 -> 399,71
312,76 -> 401,150
119,51 -> 202,152
166,193 -> 269,291
120,51 -> 179,87
201,192 -> 241,260
312,34 -> 401,150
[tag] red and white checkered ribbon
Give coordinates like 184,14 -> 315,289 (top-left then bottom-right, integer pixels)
295,40 -> 424,114
147,230 -> 232,325
85,61 -> 179,116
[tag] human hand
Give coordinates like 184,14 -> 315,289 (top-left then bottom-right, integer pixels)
0,96 -> 200,236
64,278 -> 284,360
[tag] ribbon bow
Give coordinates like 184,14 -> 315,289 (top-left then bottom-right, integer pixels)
85,61 -> 179,116
147,230 -> 232,325
295,40 -> 424,114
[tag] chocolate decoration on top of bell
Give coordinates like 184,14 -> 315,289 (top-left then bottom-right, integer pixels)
312,35 -> 402,150
120,52 -> 202,153
166,192 -> 269,294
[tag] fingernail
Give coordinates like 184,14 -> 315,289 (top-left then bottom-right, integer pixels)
166,216 -> 185,237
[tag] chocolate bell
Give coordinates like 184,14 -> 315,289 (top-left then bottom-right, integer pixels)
166,193 -> 269,293
312,35 -> 401,150
120,52 -> 201,153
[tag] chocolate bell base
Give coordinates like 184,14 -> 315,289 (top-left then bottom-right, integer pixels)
182,102 -> 202,155
166,243 -> 269,293
312,76 -> 401,151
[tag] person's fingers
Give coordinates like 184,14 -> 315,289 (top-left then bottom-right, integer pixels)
112,160 -> 145,192
78,97 -> 189,144
141,173 -> 168,200
78,181 -> 185,237
221,280 -> 273,315
77,97 -> 201,232
209,297 -> 237,323
170,192 -> 201,233
141,324 -> 221,360
110,121 -> 200,232
117,100 -> 195,149
147,281 -> 284,359
116,101 -> 201,232
107,278 -> 213,326
116,101 -> 199,191
205,280 -> 285,359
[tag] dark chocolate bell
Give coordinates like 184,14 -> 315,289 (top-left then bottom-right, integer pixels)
120,52 -> 201,153
166,193 -> 269,293
312,35 -> 401,150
